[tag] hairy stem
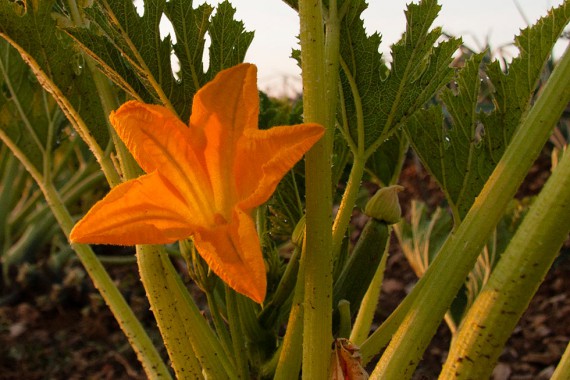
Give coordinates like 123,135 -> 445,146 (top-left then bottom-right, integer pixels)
440,135 -> 570,379
370,43 -> 570,379
0,129 -> 170,378
298,0 -> 335,377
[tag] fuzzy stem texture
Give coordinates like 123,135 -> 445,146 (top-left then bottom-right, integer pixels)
298,0 -> 335,378
370,43 -> 570,379
440,137 -> 570,379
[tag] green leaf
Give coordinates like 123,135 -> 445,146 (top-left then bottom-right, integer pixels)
165,0 -> 213,105
66,0 -> 252,121
483,3 -> 570,162
365,130 -> 408,186
406,2 -> 570,221
0,0 -> 109,150
0,40 -> 53,172
268,164 -> 305,240
82,0 -> 179,112
338,0 -> 459,155
408,53 -> 490,220
206,1 -> 254,80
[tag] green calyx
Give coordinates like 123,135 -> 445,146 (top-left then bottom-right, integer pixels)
364,185 -> 405,224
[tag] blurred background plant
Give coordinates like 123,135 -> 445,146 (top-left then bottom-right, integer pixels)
0,39 -> 106,306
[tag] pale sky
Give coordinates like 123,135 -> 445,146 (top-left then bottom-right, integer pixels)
142,0 -> 568,96
192,0 -> 567,96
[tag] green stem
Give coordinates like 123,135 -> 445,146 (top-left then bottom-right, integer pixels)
160,249 -> 237,379
350,245 -> 388,345
0,130 -> 171,379
360,280 -> 425,364
67,0 -> 141,182
298,0 -> 336,377
337,299 -> 352,339
206,293 -> 234,362
331,58 -> 367,259
137,245 -> 237,379
226,287 -> 250,379
136,245 -> 202,379
274,242 -> 307,380
440,140 -> 570,379
370,44 -> 570,379
331,157 -> 365,257
552,340 -> 570,380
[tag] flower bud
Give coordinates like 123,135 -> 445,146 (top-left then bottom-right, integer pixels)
364,185 -> 404,224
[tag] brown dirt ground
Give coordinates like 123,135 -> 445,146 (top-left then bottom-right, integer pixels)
0,150 -> 568,379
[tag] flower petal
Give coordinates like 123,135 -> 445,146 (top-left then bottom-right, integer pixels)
110,101 -> 215,224
236,123 -> 325,210
188,63 -> 259,215
70,172 -> 194,245
192,208 -> 266,303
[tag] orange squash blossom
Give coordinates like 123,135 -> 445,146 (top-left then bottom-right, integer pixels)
70,63 -> 324,303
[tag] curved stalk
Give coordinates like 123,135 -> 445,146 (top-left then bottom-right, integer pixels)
552,340 -> 570,380
331,58 -> 367,259
331,156 -> 365,256
0,130 -> 171,379
440,137 -> 570,379
0,33 -> 121,187
274,240 -> 307,380
350,246 -> 388,345
370,43 -> 570,379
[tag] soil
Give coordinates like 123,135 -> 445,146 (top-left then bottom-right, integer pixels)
0,150 -> 568,379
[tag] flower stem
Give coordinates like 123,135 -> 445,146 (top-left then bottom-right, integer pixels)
137,244 -> 237,379
370,43 -> 570,379
226,287 -> 251,379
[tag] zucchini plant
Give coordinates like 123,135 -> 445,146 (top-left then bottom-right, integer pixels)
1,0 -> 569,378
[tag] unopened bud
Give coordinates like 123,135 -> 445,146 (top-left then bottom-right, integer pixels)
364,185 -> 404,224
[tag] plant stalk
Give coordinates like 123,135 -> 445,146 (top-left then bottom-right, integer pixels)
0,129 -> 172,379
274,241 -> 307,380
440,137 -> 570,379
298,0 -> 335,377
370,43 -> 570,379
226,287 -> 250,379
332,156 -> 365,257
552,339 -> 570,380
350,245 -> 388,345
137,244 -> 237,379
